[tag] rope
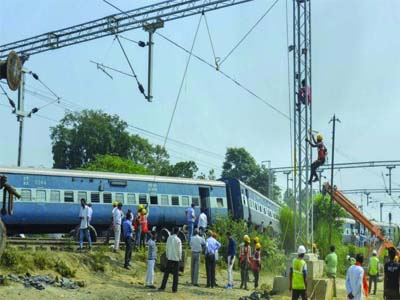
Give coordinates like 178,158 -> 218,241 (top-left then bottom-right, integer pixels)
115,35 -> 147,99
219,0 -> 281,66
202,12 -> 220,70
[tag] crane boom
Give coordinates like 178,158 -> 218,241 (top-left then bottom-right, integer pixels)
0,0 -> 253,59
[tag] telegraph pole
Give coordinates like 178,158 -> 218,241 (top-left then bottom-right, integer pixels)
328,115 -> 340,244
16,72 -> 25,167
283,170 -> 291,202
386,166 -> 396,196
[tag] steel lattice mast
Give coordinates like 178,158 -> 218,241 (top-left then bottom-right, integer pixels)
0,0 -> 253,59
292,0 -> 312,250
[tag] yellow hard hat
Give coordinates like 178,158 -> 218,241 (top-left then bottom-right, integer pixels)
113,201 -> 118,207
253,237 -> 260,243
395,255 -> 399,263
141,209 -> 147,215
317,134 -> 323,142
255,243 -> 261,250
244,235 -> 251,243
138,204 -> 144,209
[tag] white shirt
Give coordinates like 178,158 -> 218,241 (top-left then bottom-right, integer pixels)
113,208 -> 123,225
198,212 -> 208,228
88,206 -> 93,222
190,234 -> 205,252
166,234 -> 182,262
79,205 -> 89,229
346,265 -> 364,300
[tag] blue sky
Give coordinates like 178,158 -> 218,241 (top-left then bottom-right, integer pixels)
1,0 -> 400,222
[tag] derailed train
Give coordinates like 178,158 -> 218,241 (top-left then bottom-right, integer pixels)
0,167 -> 281,240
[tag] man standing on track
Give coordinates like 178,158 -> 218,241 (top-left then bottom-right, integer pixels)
113,202 -> 123,252
346,253 -> 368,300
190,228 -> 205,286
198,209 -> 208,236
368,250 -> 379,295
225,232 -> 236,289
78,198 -> 92,250
325,245 -> 338,298
205,231 -> 221,288
185,203 -> 196,243
122,211 -> 133,269
289,245 -> 307,300
384,248 -> 400,300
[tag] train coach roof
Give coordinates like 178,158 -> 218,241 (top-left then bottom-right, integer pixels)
0,166 -> 226,187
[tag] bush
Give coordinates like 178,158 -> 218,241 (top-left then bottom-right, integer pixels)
55,260 -> 76,277
33,252 -> 54,270
0,249 -> 20,267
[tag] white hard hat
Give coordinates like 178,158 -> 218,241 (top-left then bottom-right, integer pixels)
298,245 -> 306,254
372,250 -> 377,255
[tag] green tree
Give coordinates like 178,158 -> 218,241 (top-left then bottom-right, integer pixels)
279,205 -> 295,253
50,110 -> 131,169
84,154 -> 148,174
197,169 -> 216,180
165,161 -> 199,178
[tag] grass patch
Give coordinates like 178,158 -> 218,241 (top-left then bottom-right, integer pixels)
55,260 -> 76,277
33,251 -> 54,270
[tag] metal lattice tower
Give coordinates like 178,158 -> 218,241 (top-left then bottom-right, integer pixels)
292,0 -> 312,250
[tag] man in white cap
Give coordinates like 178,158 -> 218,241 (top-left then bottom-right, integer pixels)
289,245 -> 307,300
368,250 -> 379,295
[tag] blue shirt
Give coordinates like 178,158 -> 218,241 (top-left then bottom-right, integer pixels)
147,239 -> 157,260
122,219 -> 133,238
205,237 -> 221,255
227,237 -> 236,257
186,207 -> 195,223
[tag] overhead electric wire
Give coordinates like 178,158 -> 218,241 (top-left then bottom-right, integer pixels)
202,12 -> 219,69
0,82 -> 17,111
219,0 -> 281,66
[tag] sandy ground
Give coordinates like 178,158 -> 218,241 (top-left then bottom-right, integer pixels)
0,249 -> 386,300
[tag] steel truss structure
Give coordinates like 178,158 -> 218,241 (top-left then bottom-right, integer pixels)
292,0 -> 312,250
0,0 -> 253,59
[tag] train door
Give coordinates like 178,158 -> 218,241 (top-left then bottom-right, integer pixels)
199,187 -> 211,222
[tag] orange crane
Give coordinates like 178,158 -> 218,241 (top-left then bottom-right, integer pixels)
324,183 -> 397,256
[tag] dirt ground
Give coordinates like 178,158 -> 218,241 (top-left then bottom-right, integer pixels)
0,249 -> 386,300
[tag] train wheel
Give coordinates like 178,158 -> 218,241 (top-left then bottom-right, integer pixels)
0,220 -> 6,256
159,228 -> 170,243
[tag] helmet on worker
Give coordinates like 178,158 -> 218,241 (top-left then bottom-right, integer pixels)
255,243 -> 261,250
316,134 -> 323,142
244,235 -> 250,243
372,250 -> 377,256
113,201 -> 118,207
138,204 -> 144,209
298,245 -> 306,255
253,236 -> 260,243
141,209 -> 147,215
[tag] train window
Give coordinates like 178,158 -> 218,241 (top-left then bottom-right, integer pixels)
115,193 -> 124,203
36,190 -> 46,202
161,195 -> 169,205
50,190 -> 60,202
182,196 -> 189,206
171,196 -> 179,206
21,189 -> 32,201
192,197 -> 199,206
103,192 -> 112,204
91,192 -> 100,203
127,193 -> 136,205
64,191 -> 74,203
150,195 -> 158,205
263,207 -> 267,215
139,194 -> 147,204
216,198 -> 223,208
78,191 -> 87,202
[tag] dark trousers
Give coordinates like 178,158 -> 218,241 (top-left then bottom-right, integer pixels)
292,289 -> 307,300
240,261 -> 249,289
369,274 -> 378,294
205,254 -> 216,287
309,159 -> 325,182
384,289 -> 400,300
124,236 -> 132,267
253,270 -> 259,288
140,232 -> 148,248
160,260 -> 179,292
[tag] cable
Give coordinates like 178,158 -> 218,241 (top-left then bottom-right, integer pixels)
115,35 -> 147,99
219,0 -> 281,66
202,12 -> 220,70
0,82 -> 17,111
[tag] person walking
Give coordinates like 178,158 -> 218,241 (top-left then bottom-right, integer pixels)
384,248 -> 400,300
190,228 -> 205,286
198,209 -> 208,236
185,203 -> 196,243
122,211 -> 133,269
78,198 -> 92,250
113,202 -> 123,251
252,243 -> 262,289
159,227 -> 182,293
145,231 -> 157,288
225,232 -> 236,289
368,250 -> 380,295
325,245 -> 338,298
346,253 -> 368,300
205,231 -> 221,288
289,245 -> 307,300
239,235 -> 251,290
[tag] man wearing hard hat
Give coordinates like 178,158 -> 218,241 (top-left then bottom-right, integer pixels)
289,245 -> 308,300
368,250 -> 379,295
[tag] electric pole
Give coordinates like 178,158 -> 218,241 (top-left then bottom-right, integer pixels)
328,114 -> 340,244
386,166 -> 396,196
16,72 -> 25,167
283,170 -> 291,203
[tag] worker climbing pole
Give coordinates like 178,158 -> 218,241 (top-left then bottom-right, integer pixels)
306,133 -> 327,184
292,0 -> 313,250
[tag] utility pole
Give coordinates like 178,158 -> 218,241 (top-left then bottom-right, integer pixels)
143,19 -> 164,102
261,160 -> 273,199
328,115 -> 340,245
283,170 -> 292,203
317,169 -> 324,192
386,166 -> 396,196
16,72 -> 25,167
364,192 -> 371,206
